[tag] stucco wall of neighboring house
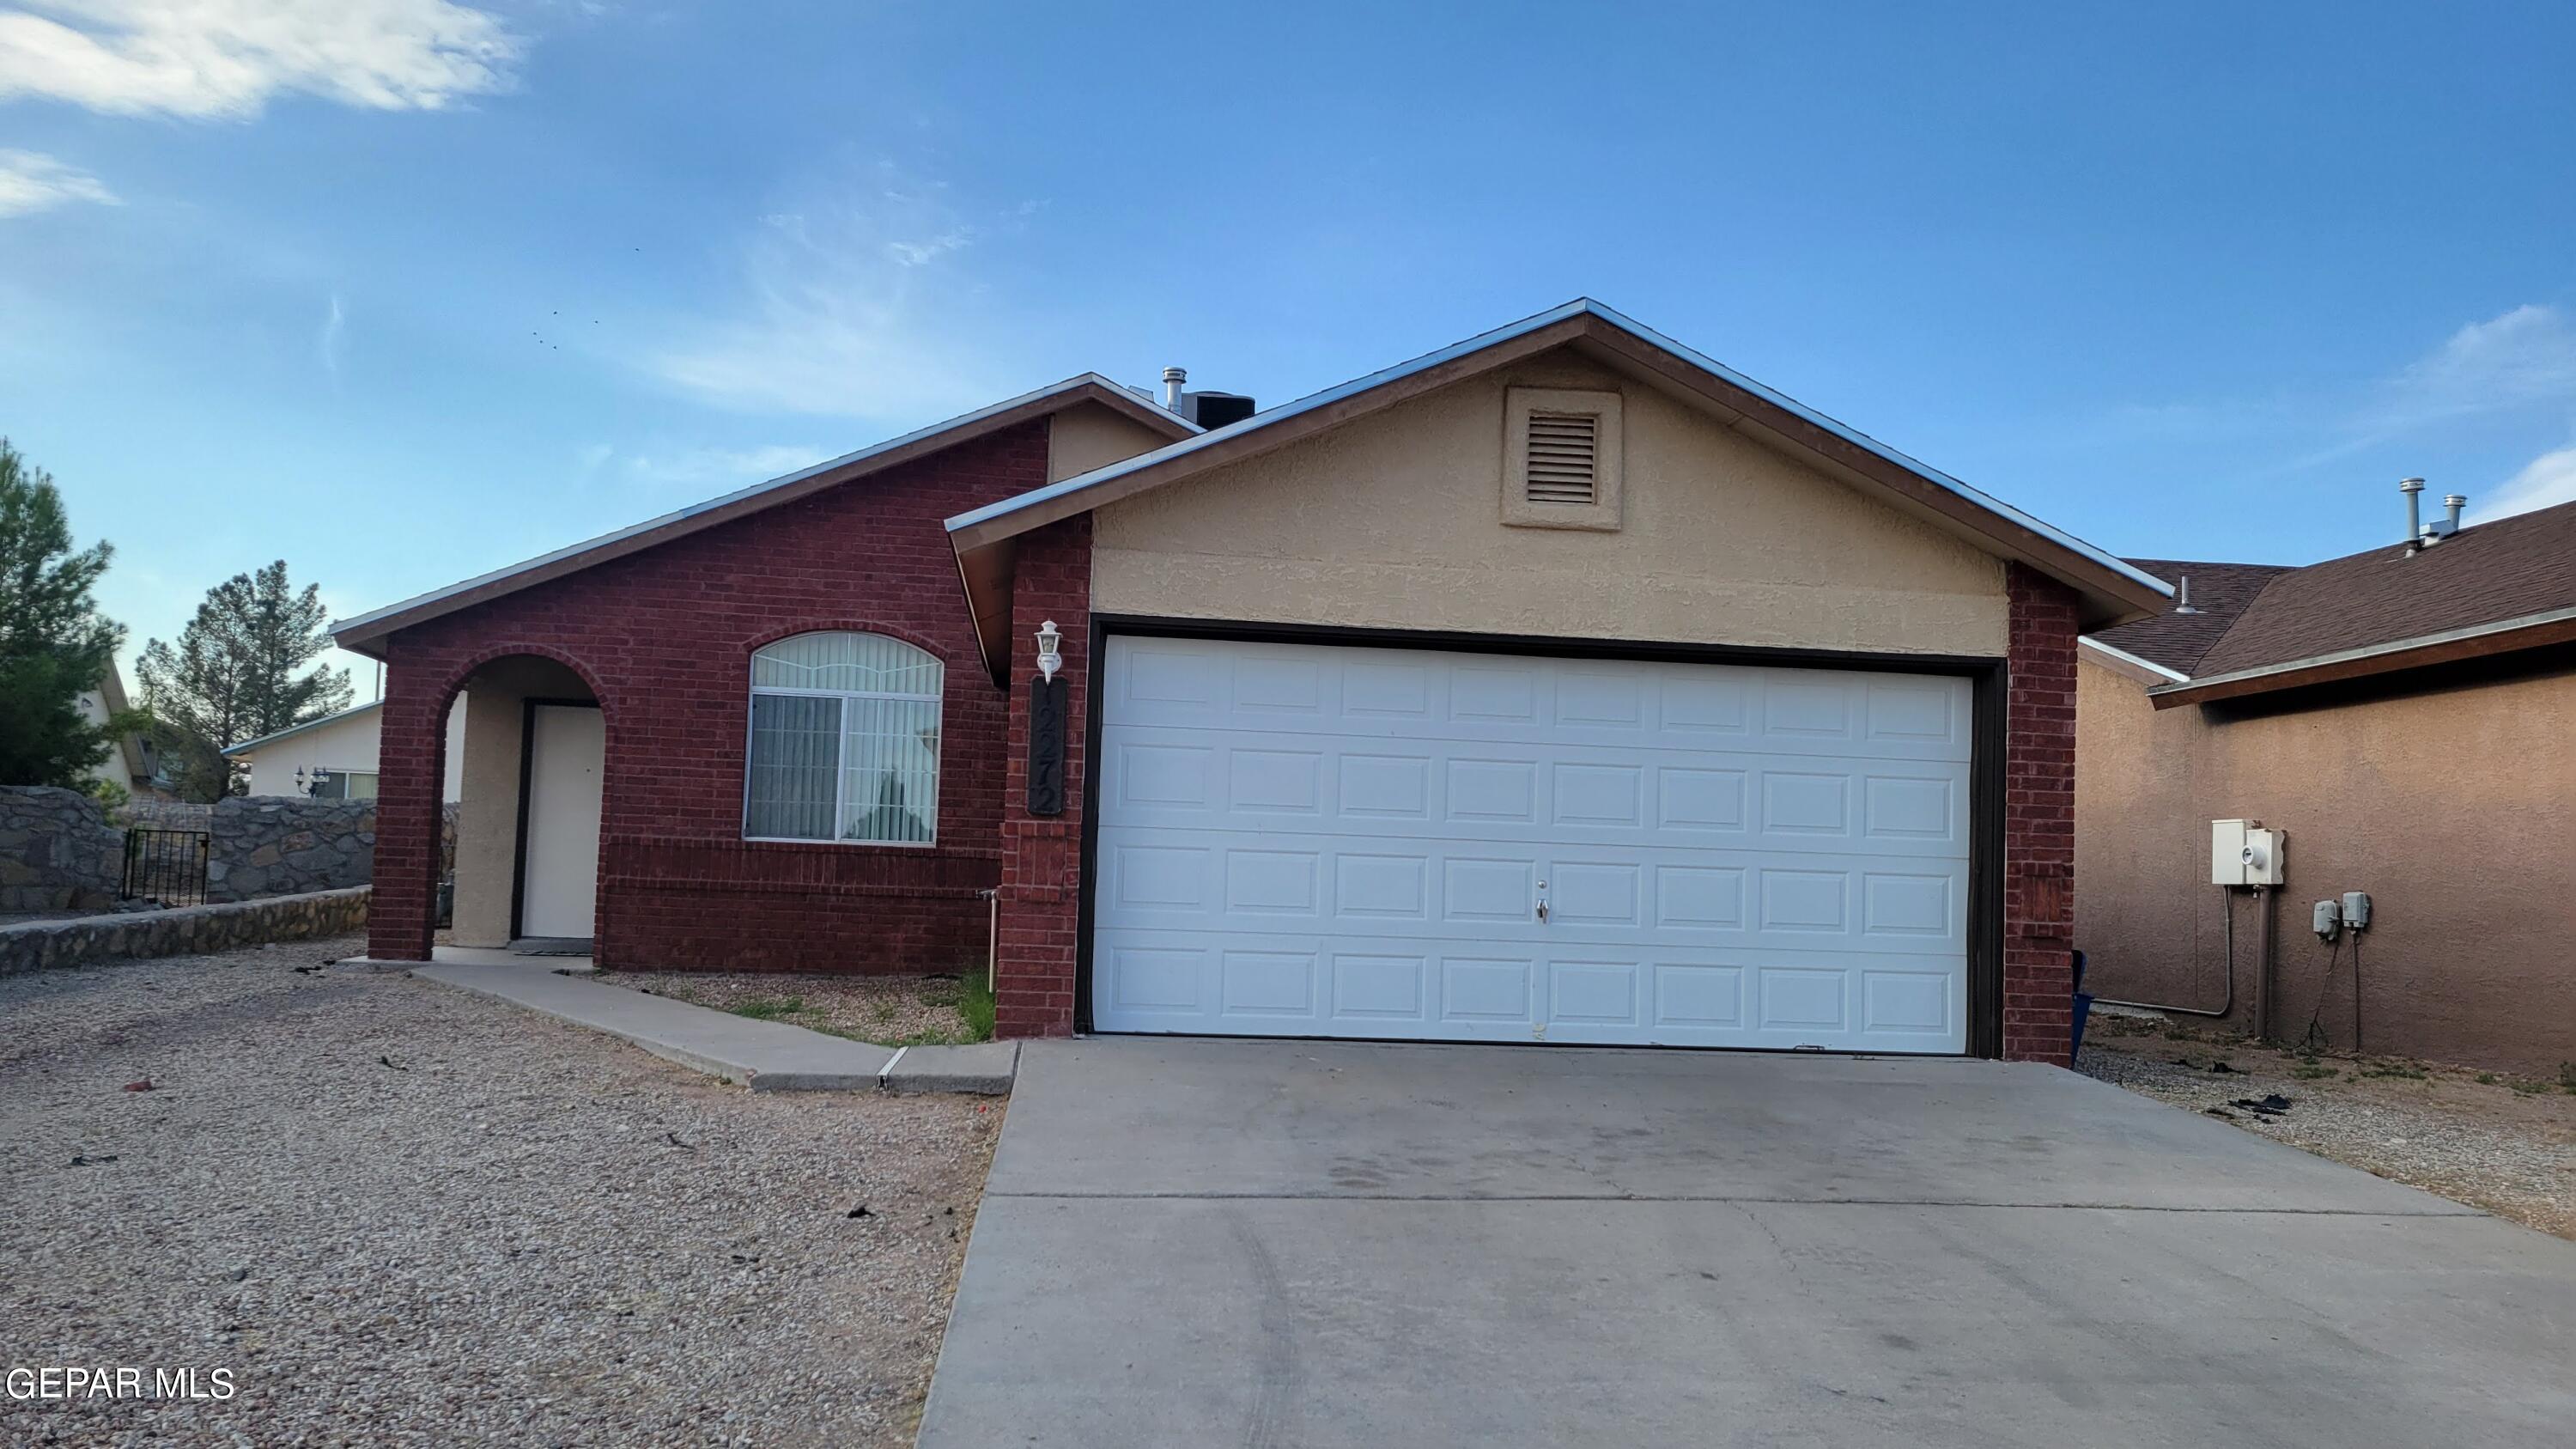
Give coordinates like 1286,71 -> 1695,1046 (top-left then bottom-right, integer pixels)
237,702 -> 466,801
2075,651 -> 2576,1075
1091,351 -> 2010,655
1047,399 -> 1175,483
74,687 -> 132,795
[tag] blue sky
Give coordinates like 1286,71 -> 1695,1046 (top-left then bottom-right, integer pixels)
4,2 -> 2573,691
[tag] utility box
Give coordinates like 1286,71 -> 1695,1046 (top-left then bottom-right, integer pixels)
2211,819 -> 2287,886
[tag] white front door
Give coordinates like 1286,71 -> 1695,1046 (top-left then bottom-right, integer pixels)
519,703 -> 605,940
1090,637 -> 1974,1052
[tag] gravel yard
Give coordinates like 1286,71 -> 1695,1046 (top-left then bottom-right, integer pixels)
0,936 -> 1000,1447
600,971 -> 993,1047
2080,1013 -> 2576,1239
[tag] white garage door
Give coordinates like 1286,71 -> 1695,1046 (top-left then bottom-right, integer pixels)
1091,637 -> 1973,1052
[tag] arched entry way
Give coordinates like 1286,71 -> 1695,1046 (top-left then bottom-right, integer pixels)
447,654 -> 605,951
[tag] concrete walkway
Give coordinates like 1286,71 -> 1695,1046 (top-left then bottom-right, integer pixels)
920,1038 -> 2576,1448
372,951 -> 1013,1093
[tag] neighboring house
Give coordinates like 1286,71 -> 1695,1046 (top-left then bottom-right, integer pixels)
333,300 -> 2169,1062
75,661 -> 174,800
222,699 -> 467,802
2077,492 -> 2576,1075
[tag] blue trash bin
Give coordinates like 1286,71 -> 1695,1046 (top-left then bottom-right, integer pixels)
2070,948 -> 2094,1061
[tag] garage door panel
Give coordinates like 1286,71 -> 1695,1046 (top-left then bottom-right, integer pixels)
1106,704 -> 1971,764
1442,954 -> 1536,1023
1103,640 -> 1971,763
1100,941 -> 1207,1016
1094,639 -> 1973,1053
1103,724 -> 1970,858
1101,827 -> 1961,956
1096,922 -> 1966,1049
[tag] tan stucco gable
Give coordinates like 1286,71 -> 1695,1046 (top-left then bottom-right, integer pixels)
1048,399 -> 1180,483
1092,351 -> 2009,655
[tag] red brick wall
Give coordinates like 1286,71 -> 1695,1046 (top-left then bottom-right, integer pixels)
2002,563 -> 2081,1064
992,515 -> 1091,1038
364,423 -> 1049,971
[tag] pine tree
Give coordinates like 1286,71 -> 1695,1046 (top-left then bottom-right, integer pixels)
0,439 -> 133,788
137,560 -> 353,800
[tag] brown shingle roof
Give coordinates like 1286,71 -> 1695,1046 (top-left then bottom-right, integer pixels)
2089,558 -> 2294,675
2186,499 -> 2576,679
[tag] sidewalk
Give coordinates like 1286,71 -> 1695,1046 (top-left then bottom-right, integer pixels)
343,948 -> 1014,1093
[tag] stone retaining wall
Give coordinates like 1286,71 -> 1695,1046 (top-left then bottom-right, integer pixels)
0,787 -> 125,912
207,799 -> 377,904
122,800 -> 214,832
0,886 -> 369,977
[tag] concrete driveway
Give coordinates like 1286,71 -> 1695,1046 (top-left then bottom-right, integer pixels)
919,1039 -> 2576,1448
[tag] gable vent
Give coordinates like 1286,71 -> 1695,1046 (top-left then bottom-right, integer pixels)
1522,411 -> 1600,504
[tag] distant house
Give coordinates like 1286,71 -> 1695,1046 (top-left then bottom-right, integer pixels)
2076,492 -> 2576,1075
223,698 -> 465,802
76,662 -> 174,801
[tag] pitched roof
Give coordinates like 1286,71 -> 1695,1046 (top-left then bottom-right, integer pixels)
945,300 -> 2172,675
222,699 -> 382,757
331,374 -> 1195,657
2113,498 -> 2576,707
2087,558 -> 2294,675
2190,501 -> 2576,674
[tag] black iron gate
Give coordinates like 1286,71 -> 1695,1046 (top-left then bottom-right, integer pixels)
122,829 -> 210,906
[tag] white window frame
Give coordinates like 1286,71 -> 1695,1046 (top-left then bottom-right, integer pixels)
301,766 -> 380,800
741,637 -> 945,849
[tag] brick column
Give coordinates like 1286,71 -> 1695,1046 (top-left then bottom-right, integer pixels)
993,516 -> 1091,1038
2002,563 -> 2080,1063
364,664 -> 447,962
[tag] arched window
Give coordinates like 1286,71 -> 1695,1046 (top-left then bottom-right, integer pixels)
744,632 -> 943,844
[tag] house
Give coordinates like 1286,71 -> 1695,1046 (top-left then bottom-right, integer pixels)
333,300 -> 2170,1062
2076,489 -> 2576,1075
75,662 -> 173,801
222,698 -> 466,801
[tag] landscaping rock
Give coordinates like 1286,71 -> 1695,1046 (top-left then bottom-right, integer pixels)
0,787 -> 124,912
205,797 -> 377,902
0,888 -> 370,977
0,935 -> 997,1446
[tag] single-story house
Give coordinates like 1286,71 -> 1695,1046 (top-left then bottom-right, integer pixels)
2076,490 -> 2576,1075
222,698 -> 466,801
333,300 -> 2171,1062
76,662 -> 174,801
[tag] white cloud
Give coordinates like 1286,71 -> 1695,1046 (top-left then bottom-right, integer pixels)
317,291 -> 346,374
610,443 -> 829,491
0,0 -> 520,119
885,227 -> 970,267
2270,303 -> 2576,474
2380,305 -> 2576,429
0,148 -> 115,216
2476,444 -> 2576,522
647,167 -> 1022,421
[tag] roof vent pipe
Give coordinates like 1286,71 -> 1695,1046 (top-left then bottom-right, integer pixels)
2443,493 -> 2467,534
1161,366 -> 1187,413
2172,574 -> 2197,614
2399,477 -> 2425,549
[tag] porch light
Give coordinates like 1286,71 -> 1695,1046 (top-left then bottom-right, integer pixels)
1035,619 -> 1062,682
